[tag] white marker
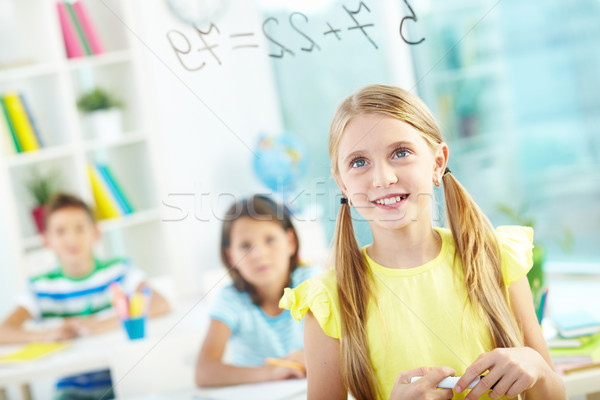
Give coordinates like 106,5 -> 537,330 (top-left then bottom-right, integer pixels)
410,375 -> 482,390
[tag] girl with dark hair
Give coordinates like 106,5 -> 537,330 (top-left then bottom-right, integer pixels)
195,195 -> 318,387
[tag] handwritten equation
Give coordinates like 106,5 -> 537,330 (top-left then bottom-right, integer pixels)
167,0 -> 425,72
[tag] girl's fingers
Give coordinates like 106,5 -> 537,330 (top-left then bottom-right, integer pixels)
505,376 -> 534,399
395,366 -> 432,385
420,366 -> 456,388
486,370 -> 521,399
456,354 -> 494,393
465,374 -> 504,400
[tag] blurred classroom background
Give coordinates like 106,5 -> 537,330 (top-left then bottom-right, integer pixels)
0,0 -> 599,398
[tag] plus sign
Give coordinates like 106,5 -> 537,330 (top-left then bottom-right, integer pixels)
323,22 -> 342,40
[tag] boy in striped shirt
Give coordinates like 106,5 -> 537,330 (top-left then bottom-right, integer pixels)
0,193 -> 171,399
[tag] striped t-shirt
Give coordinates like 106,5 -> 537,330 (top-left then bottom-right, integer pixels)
17,258 -> 145,399
18,258 -> 145,320
209,266 -> 320,366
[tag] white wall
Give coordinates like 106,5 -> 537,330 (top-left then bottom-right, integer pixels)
133,0 -> 285,296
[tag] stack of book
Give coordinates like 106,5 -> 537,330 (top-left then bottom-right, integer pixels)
0,92 -> 43,154
56,0 -> 104,59
87,163 -> 134,220
547,311 -> 600,374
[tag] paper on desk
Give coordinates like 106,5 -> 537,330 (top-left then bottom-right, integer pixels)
0,342 -> 70,363
195,379 -> 307,400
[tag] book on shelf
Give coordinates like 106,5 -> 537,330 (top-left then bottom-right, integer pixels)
56,1 -> 84,58
551,311 -> 600,339
1,93 -> 41,152
96,163 -> 133,214
64,1 -> 92,56
18,93 -> 44,148
72,1 -> 104,55
56,1 -> 104,58
0,101 -> 18,155
87,163 -> 134,220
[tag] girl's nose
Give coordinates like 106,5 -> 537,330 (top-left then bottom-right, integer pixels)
249,243 -> 266,259
372,161 -> 398,188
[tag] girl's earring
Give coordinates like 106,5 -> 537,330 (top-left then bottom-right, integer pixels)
434,180 -> 440,188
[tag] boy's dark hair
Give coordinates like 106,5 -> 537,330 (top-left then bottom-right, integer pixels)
44,193 -> 95,227
220,195 -> 300,305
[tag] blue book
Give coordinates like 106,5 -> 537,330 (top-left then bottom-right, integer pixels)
95,163 -> 133,214
552,311 -> 600,338
18,93 -> 44,148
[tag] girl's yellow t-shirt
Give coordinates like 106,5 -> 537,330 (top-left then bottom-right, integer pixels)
280,226 -> 533,400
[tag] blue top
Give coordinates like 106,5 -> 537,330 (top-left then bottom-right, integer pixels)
209,266 -> 320,366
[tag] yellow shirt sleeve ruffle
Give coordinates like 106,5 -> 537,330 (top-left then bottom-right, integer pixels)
496,225 -> 534,285
279,274 -> 341,339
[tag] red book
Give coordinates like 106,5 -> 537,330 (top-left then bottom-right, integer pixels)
72,0 -> 105,55
56,1 -> 84,58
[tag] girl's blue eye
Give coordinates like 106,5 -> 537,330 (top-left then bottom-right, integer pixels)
266,236 -> 275,244
241,242 -> 251,250
351,159 -> 366,168
393,149 -> 409,159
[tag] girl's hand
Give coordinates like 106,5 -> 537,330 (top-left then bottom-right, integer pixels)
284,350 -> 305,366
389,366 -> 455,400
456,347 -> 548,400
264,350 -> 307,381
263,363 -> 306,381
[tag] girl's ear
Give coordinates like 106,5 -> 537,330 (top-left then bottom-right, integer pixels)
433,142 -> 449,182
287,228 -> 298,256
332,169 -> 349,198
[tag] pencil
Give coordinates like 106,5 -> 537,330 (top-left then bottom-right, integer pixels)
265,357 -> 306,372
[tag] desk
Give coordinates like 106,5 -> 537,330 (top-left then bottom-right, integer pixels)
563,368 -> 600,400
123,380 -> 307,400
0,301 -> 210,399
1,303 -> 599,399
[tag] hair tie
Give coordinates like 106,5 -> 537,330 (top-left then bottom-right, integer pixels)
444,167 -> 451,176
340,197 -> 348,205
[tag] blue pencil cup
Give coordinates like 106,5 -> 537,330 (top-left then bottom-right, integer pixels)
122,317 -> 146,340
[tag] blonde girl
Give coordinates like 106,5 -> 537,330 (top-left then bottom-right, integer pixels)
280,85 -> 565,400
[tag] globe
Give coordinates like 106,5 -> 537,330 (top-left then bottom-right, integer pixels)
253,133 -> 308,193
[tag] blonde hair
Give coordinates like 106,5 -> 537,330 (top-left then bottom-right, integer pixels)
329,85 -> 523,399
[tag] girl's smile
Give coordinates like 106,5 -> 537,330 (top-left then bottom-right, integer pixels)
371,193 -> 410,209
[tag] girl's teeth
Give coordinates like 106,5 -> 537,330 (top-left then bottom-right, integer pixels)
376,195 -> 407,205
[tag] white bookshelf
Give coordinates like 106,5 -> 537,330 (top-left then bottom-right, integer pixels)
0,0 -> 176,288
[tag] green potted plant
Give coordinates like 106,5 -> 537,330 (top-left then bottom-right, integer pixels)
26,168 -> 61,233
77,87 -> 124,140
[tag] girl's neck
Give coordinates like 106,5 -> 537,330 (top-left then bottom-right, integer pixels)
255,280 -> 288,317
368,223 -> 441,269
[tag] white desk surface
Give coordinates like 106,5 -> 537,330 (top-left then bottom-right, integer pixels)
123,380 -> 308,400
1,300 -> 599,398
0,300 -> 210,387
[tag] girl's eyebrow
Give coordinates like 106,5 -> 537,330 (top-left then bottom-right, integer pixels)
343,141 -> 415,164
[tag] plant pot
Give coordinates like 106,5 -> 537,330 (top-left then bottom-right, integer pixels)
32,205 -> 46,234
83,108 -> 123,140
